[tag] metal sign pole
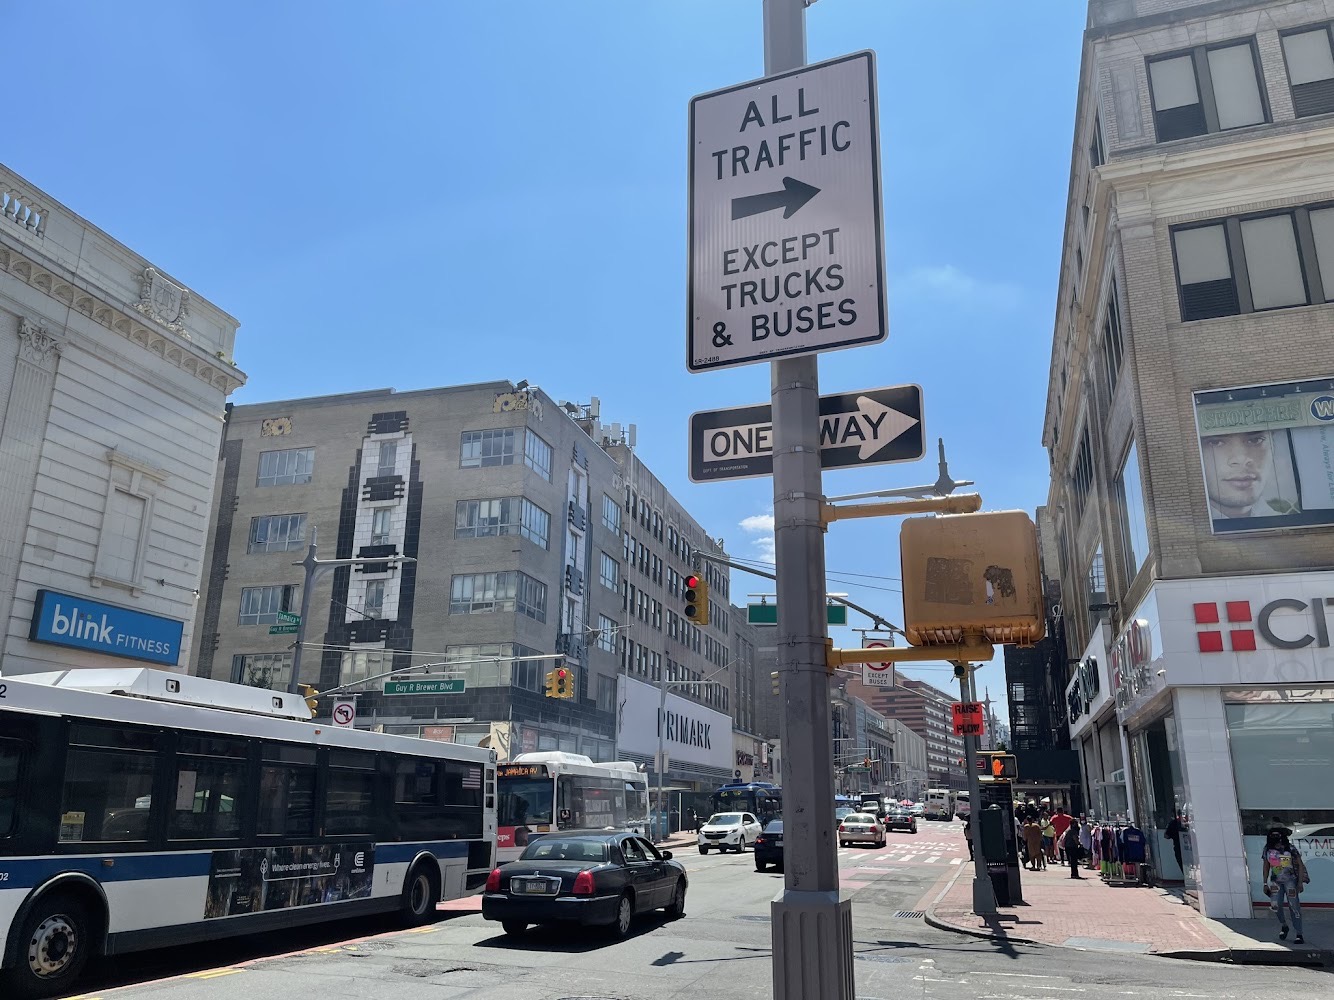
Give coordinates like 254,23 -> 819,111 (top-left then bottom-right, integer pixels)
764,3 -> 854,998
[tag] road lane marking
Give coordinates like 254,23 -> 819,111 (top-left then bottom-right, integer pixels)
187,968 -> 246,980
951,857 -> 964,864
926,855 -> 940,863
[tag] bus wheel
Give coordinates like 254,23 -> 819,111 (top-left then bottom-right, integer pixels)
399,862 -> 440,926
6,892 -> 94,999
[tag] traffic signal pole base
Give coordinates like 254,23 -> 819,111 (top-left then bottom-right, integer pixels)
770,890 -> 855,1000
971,875 -> 998,916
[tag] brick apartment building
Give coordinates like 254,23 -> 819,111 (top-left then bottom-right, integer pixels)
844,676 -> 965,791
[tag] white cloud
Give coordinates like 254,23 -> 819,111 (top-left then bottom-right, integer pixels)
739,512 -> 776,563
894,264 -> 1022,310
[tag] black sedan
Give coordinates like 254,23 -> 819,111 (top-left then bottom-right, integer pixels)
482,831 -> 687,939
885,811 -> 918,834
754,819 -> 784,872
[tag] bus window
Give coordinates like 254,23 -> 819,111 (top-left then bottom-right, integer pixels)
325,767 -> 376,836
0,741 -> 20,838
259,761 -> 316,837
170,737 -> 246,841
60,747 -> 156,843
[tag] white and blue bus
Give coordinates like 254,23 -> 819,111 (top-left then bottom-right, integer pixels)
0,668 -> 496,998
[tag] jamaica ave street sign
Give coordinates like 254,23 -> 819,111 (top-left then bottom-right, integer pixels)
689,384 -> 922,483
688,50 -> 885,372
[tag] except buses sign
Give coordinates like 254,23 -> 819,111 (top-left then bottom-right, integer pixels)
687,51 -> 885,372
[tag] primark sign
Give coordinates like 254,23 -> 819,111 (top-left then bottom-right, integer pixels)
616,675 -> 731,773
29,589 -> 184,667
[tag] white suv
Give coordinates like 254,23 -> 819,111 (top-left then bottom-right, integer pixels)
698,812 -> 762,854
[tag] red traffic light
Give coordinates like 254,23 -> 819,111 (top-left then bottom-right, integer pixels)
685,575 -> 700,589
557,668 -> 568,679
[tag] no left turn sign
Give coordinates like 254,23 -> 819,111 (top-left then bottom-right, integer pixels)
332,700 -> 356,728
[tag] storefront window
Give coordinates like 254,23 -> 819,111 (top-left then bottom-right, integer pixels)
1226,700 -> 1334,906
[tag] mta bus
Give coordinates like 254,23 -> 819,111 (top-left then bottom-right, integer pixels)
0,668 -> 496,999
495,752 -> 648,862
710,782 -> 782,822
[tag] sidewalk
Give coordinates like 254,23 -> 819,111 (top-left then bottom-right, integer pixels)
925,861 -> 1334,966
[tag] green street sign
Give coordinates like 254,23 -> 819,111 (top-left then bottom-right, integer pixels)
383,679 -> 466,696
268,624 -> 299,635
277,611 -> 301,625
747,603 -> 848,627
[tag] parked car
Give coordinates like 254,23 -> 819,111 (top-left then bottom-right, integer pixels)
482,831 -> 687,939
754,819 -> 784,872
698,811 -> 763,854
885,810 -> 918,834
838,812 -> 886,848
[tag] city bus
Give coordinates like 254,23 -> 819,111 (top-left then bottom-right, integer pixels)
495,752 -> 648,862
710,781 -> 782,822
0,668 -> 496,999
924,787 -> 956,821
956,790 -> 971,819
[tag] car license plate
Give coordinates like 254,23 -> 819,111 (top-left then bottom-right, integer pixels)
515,878 -> 555,894
772,837 -> 783,846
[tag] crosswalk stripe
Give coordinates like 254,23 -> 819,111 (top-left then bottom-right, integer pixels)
926,856 -> 940,863
951,857 -> 964,865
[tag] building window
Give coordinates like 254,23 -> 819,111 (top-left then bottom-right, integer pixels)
94,460 -> 154,587
339,649 -> 392,685
1282,26 -> 1334,117
1102,279 -> 1125,393
596,674 -> 617,713
521,501 -> 550,548
1117,440 -> 1151,580
239,585 -> 297,626
597,615 -> 617,653
599,552 -> 619,591
602,494 -> 621,533
1071,427 -> 1094,517
257,447 -> 314,487
248,513 -> 306,554
524,430 -> 552,480
1241,214 -> 1308,310
449,571 -> 546,622
1090,110 -> 1106,168
1149,42 -> 1265,142
460,428 -> 516,468
370,507 -> 392,546
1311,207 -> 1334,302
1173,223 -> 1240,320
233,652 -> 293,690
363,580 -> 386,619
375,441 -> 398,478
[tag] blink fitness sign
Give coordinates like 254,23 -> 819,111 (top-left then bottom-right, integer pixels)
29,589 -> 184,667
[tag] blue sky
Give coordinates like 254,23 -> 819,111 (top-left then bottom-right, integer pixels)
9,1 -> 1087,727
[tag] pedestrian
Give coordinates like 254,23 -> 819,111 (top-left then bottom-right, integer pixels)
1015,812 -> 1028,866
1064,816 -> 1084,879
691,809 -> 702,834
1263,830 -> 1310,944
963,815 -> 974,860
1042,814 -> 1057,863
1051,808 -> 1072,864
1079,814 -> 1094,871
1023,817 -> 1045,871
1165,813 -> 1185,876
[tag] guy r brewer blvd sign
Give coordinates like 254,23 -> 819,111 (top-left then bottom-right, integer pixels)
688,51 -> 885,372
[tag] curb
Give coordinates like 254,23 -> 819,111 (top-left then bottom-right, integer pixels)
922,870 -> 1332,967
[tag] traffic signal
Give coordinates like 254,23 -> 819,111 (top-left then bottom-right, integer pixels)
979,753 -> 1018,781
771,671 -> 780,696
298,684 -> 320,714
543,669 -> 558,698
953,663 -> 967,679
684,574 -> 710,625
554,666 -> 572,699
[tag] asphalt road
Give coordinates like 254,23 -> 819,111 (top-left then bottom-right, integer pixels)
57,821 -> 1330,1000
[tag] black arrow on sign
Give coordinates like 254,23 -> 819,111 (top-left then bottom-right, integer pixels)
731,176 -> 821,221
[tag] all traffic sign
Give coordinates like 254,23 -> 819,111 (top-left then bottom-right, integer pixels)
861,637 -> 895,689
332,700 -> 356,729
688,51 -> 885,372
951,701 -> 985,737
689,384 -> 922,483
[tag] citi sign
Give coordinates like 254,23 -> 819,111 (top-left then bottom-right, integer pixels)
1193,598 -> 1334,652
30,589 -> 183,667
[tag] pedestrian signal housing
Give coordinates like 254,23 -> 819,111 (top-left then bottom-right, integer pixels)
899,511 -> 1044,647
684,574 -> 710,625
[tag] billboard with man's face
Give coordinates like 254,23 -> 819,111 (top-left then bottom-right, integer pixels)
1194,378 -> 1334,533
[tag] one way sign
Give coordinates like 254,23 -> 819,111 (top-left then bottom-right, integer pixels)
689,384 -> 923,483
